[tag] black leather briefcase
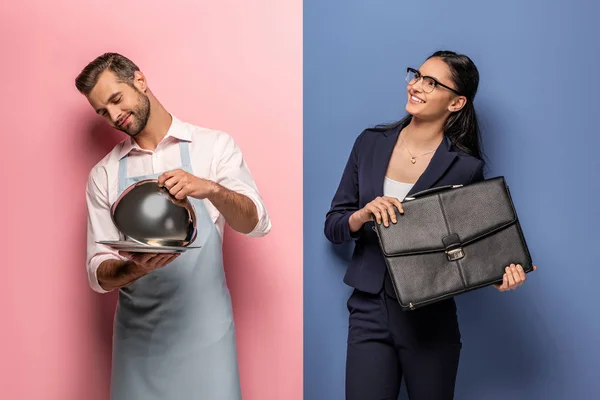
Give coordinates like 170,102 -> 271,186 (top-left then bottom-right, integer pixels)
373,176 -> 533,311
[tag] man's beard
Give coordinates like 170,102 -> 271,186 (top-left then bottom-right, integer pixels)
119,92 -> 151,137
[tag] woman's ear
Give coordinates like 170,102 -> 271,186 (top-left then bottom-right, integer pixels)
448,96 -> 467,112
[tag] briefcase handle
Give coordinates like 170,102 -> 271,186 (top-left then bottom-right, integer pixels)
404,184 -> 463,201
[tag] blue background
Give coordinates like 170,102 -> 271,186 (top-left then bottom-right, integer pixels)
303,1 -> 600,399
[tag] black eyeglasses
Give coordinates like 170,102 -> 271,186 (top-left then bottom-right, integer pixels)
405,67 -> 462,95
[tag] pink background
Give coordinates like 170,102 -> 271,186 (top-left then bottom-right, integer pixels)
0,1 -> 302,399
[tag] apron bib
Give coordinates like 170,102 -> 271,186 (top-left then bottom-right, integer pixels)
110,142 -> 241,400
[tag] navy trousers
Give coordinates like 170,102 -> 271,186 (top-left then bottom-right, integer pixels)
345,283 -> 463,400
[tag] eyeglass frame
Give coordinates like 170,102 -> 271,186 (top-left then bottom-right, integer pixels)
405,67 -> 463,96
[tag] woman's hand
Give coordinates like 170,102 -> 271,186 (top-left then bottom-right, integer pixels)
494,263 -> 537,292
350,196 -> 404,230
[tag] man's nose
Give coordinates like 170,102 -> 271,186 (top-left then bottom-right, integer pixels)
108,107 -> 121,124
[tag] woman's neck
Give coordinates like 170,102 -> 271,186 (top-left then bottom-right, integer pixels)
400,116 -> 445,150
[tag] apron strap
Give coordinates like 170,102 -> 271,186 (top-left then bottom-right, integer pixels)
117,153 -> 129,194
179,141 -> 192,170
117,141 -> 193,195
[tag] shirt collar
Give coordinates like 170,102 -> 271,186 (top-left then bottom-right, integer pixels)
118,114 -> 191,160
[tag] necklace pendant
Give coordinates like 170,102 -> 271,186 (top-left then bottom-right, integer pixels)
410,157 -> 416,164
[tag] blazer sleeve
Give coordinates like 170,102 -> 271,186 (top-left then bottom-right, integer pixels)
324,132 -> 365,244
468,159 -> 485,184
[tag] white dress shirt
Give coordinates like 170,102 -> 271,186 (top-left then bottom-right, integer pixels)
85,115 -> 271,293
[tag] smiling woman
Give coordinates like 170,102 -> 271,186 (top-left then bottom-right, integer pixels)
322,50 -> 536,400
303,1 -> 600,399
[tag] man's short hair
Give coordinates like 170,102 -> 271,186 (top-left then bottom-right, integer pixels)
75,52 -> 140,95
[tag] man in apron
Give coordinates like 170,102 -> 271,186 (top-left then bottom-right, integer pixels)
76,53 -> 271,399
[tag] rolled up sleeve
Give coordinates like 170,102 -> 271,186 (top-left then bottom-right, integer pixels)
85,166 -> 126,293
213,133 -> 271,237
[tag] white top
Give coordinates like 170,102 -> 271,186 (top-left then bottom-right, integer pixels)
383,176 -> 414,201
85,115 -> 271,293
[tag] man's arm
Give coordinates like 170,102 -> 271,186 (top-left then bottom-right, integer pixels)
86,166 -> 179,293
210,133 -> 271,236
86,166 -> 126,293
205,183 -> 259,234
96,259 -> 140,292
159,133 -> 271,237
97,254 -> 180,291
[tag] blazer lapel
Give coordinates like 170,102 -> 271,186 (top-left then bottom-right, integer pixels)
407,135 -> 458,196
371,127 -> 401,198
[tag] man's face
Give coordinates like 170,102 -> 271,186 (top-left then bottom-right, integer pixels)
87,70 -> 150,137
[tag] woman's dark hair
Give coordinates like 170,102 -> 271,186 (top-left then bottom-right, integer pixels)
373,50 -> 484,162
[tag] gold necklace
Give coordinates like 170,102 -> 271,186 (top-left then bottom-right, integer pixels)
399,135 -> 436,164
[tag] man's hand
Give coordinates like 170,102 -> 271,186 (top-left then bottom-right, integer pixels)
157,169 -> 259,234
97,252 -> 181,291
118,252 -> 181,273
158,169 -> 217,200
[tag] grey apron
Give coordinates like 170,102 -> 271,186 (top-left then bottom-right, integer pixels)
110,141 -> 242,400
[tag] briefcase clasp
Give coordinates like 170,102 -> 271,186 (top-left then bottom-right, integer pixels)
446,247 -> 465,261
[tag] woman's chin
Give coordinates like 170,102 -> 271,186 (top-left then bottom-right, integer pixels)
405,103 -> 420,116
